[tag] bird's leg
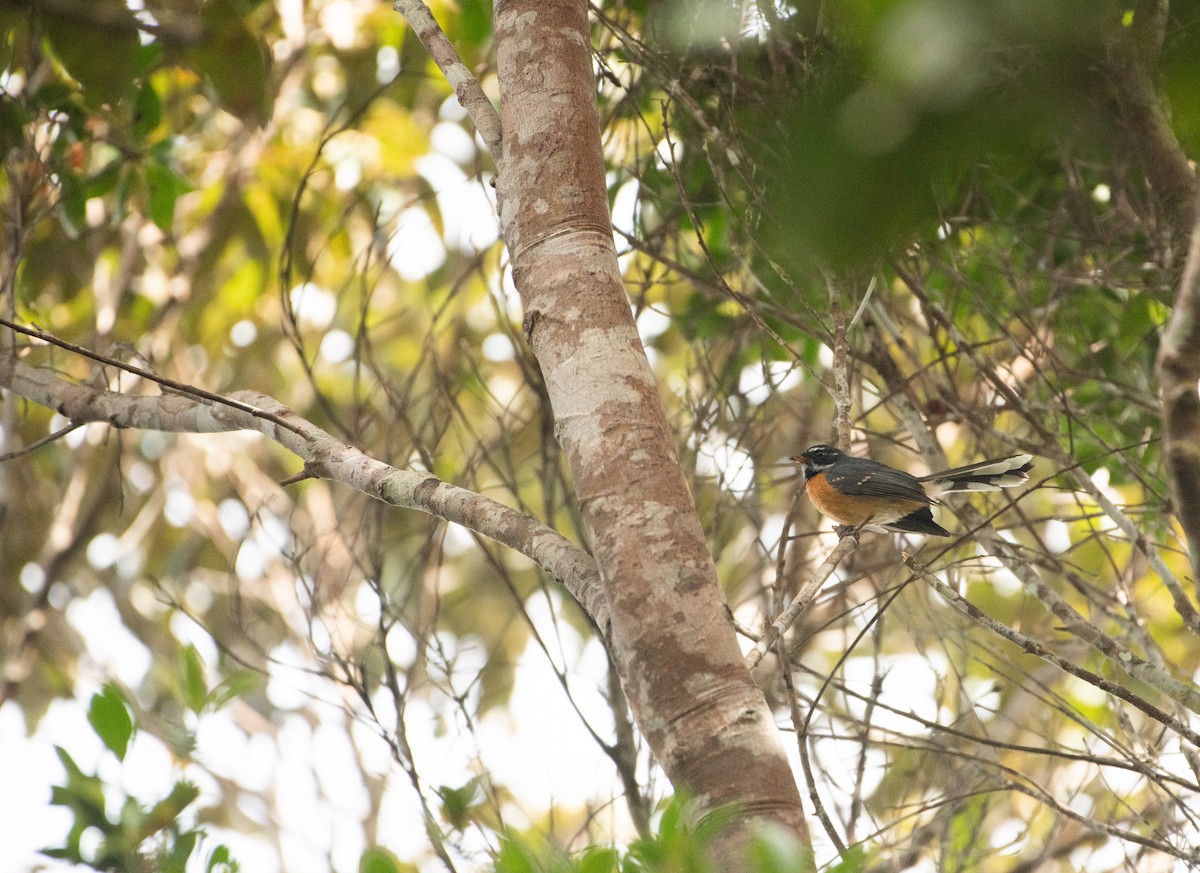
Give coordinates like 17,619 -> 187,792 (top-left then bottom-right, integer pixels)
834,516 -> 873,542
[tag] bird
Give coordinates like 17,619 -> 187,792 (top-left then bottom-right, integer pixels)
792,444 -> 1033,536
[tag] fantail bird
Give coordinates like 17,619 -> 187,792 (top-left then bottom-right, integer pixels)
793,444 -> 1033,536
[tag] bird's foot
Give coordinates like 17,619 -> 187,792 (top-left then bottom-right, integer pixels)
833,524 -> 861,543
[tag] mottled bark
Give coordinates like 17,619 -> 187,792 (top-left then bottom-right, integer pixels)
491,0 -> 809,864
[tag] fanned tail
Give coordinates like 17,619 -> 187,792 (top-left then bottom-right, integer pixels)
921,454 -> 1033,497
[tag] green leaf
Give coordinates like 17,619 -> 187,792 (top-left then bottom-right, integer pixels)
577,846 -> 620,873
145,161 -> 194,233
50,747 -> 109,824
437,778 -> 481,831
133,79 -> 163,141
206,843 -> 243,872
187,0 -> 273,128
458,0 -> 493,45
210,668 -> 259,709
827,844 -> 868,873
84,159 -> 123,201
141,781 -> 201,840
56,171 -> 86,238
165,826 -> 199,872
42,2 -> 141,107
88,684 -> 134,761
52,746 -> 84,783
359,846 -> 411,873
493,838 -> 537,873
106,162 -> 135,226
0,94 -> 26,154
180,644 -> 209,714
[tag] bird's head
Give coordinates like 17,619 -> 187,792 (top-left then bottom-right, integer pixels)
791,444 -> 845,480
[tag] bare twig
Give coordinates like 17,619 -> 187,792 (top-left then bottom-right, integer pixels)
781,652 -> 846,854
1065,462 -> 1198,630
0,421 -> 84,462
0,316 -> 305,436
961,508 -> 1200,719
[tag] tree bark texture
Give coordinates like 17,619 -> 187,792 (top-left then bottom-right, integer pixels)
491,0 -> 810,861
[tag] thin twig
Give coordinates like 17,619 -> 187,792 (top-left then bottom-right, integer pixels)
0,421 -> 84,462
781,649 -> 846,854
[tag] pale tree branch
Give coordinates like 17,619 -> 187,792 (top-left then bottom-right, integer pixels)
825,273 -> 852,451
1159,208 -> 1200,585
0,316 -> 303,434
393,0 -> 503,158
0,350 -> 609,634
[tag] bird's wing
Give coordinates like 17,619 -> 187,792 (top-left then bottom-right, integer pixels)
824,461 -> 932,504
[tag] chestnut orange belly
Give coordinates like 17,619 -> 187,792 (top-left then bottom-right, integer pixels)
804,471 -> 929,527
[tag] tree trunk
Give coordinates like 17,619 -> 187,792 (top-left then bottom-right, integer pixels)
492,0 -> 811,864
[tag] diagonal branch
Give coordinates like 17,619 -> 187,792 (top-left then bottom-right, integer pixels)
0,316 -> 303,434
393,0 -> 503,158
0,353 -> 608,633
961,505 -> 1200,719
